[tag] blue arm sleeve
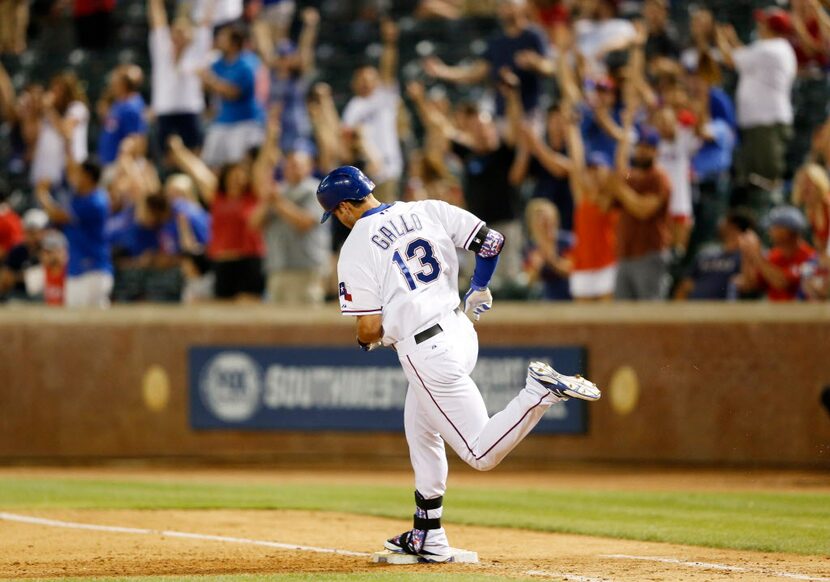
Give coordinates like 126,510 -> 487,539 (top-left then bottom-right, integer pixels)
468,226 -> 504,290
471,254 -> 499,290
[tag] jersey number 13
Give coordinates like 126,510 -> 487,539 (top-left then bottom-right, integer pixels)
392,238 -> 441,291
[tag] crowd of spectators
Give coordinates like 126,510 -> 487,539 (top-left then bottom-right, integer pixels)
1,0 -> 830,307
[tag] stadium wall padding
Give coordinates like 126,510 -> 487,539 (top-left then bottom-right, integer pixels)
1,303 -> 829,467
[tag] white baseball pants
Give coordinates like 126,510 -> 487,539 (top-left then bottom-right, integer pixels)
396,309 -> 557,499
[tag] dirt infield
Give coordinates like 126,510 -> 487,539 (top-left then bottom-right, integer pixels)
3,507 -> 830,581
2,467 -> 830,581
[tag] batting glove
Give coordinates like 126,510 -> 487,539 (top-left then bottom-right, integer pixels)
463,286 -> 493,321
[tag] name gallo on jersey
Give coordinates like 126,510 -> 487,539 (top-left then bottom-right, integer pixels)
371,213 -> 423,250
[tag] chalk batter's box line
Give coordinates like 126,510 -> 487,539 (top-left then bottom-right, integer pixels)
0,512 -> 370,558
1,512 -> 828,582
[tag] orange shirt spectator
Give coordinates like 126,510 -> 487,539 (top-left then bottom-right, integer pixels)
522,115 -> 618,301
569,152 -> 619,301
573,199 -> 618,273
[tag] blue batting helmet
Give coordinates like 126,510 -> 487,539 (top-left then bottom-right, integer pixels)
316,165 -> 376,223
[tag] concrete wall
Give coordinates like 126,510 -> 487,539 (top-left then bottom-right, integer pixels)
1,303 -> 829,467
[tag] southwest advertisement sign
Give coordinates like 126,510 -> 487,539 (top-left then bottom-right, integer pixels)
189,346 -> 589,434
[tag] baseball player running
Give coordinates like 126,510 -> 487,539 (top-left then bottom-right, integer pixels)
317,165 -> 601,562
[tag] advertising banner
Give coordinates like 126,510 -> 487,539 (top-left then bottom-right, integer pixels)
189,346 -> 588,433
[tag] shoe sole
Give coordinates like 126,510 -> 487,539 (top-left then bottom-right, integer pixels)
529,362 -> 601,401
383,541 -> 454,563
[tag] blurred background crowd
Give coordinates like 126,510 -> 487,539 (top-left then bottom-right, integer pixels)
0,0 -> 829,307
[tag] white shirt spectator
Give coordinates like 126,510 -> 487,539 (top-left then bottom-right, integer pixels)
575,18 -> 636,72
658,127 -> 701,219
342,84 -> 403,184
149,25 -> 212,115
190,0 -> 242,26
732,38 -> 797,128
30,102 -> 89,185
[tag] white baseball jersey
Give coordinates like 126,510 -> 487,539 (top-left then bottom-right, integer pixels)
336,198 -> 565,516
337,200 -> 483,343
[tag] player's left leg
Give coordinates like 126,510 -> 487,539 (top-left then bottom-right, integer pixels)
400,310 -> 599,472
399,311 -> 551,472
405,361 -> 557,472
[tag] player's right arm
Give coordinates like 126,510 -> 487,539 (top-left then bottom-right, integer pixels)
338,244 -> 385,349
356,315 -> 383,351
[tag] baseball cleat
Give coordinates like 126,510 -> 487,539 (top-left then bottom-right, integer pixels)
384,528 -> 454,563
528,361 -> 601,401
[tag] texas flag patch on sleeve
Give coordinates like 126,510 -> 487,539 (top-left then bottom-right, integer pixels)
339,282 -> 353,302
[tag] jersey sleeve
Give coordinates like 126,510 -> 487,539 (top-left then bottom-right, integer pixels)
421,200 -> 485,250
337,248 -> 383,316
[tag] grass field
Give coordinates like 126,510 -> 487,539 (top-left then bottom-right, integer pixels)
2,475 -> 828,556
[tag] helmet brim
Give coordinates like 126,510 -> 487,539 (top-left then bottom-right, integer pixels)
320,210 -> 332,224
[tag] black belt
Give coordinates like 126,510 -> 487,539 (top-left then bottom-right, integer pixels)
414,323 -> 442,345
414,308 -> 462,345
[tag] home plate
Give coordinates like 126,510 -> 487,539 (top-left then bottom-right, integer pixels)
372,549 -> 479,564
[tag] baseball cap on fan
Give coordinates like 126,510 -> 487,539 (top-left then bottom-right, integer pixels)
764,205 -> 807,233
637,126 -> 661,148
754,7 -> 792,35
22,208 -> 49,231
